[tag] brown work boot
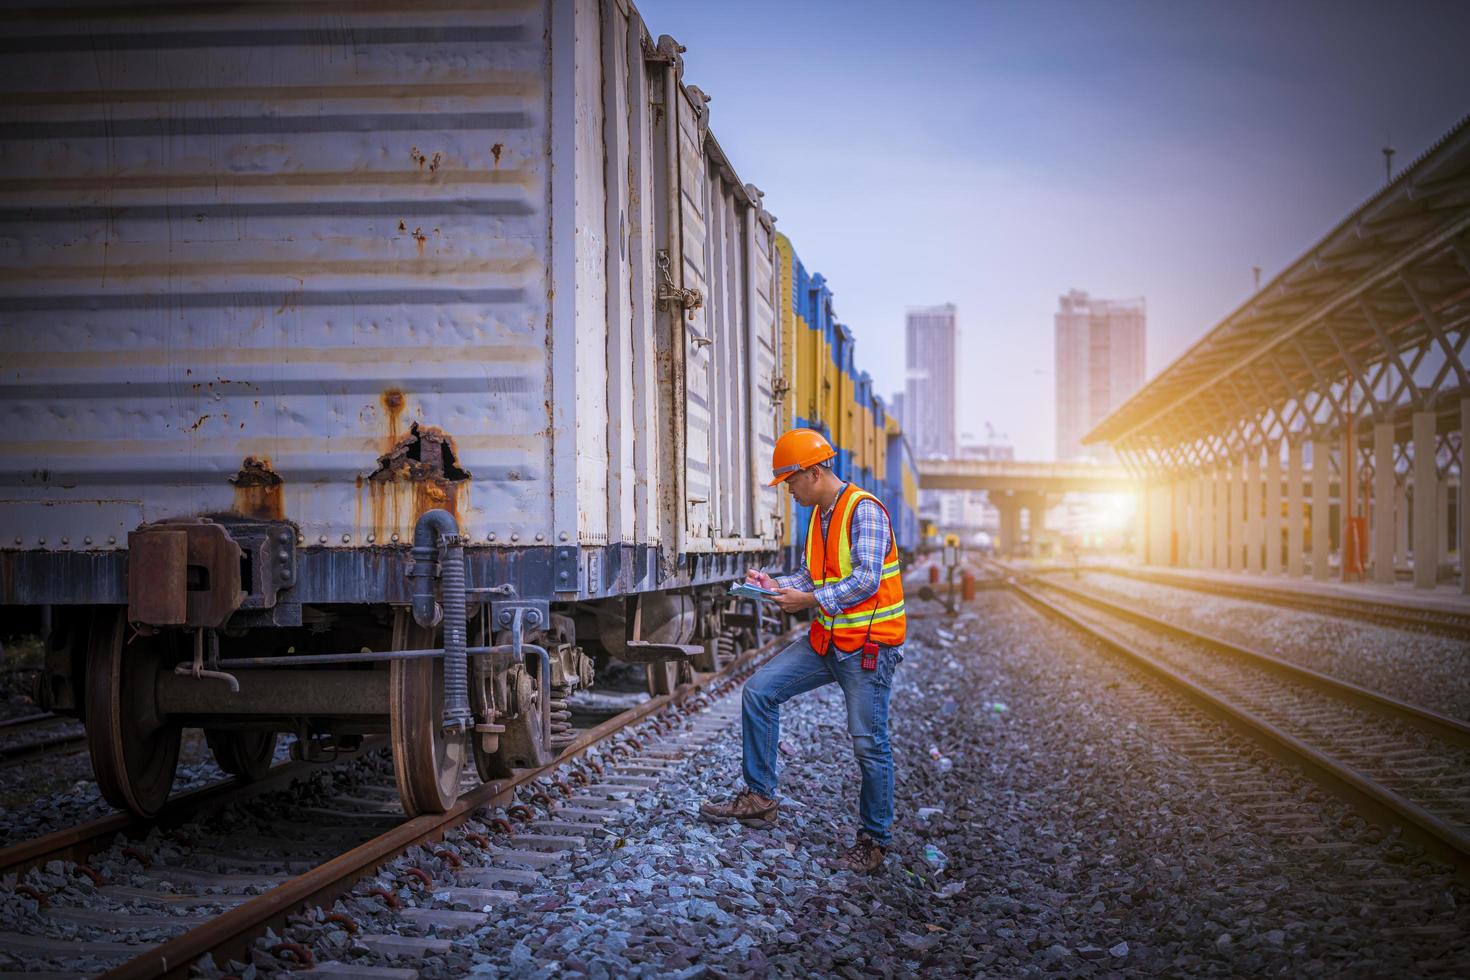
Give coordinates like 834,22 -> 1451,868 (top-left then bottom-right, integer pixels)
825,833 -> 887,874
698,789 -> 779,828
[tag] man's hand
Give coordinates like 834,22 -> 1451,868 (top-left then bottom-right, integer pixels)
773,587 -> 818,614
745,568 -> 776,590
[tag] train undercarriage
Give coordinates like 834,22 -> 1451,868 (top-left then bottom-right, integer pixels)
22,510 -> 782,818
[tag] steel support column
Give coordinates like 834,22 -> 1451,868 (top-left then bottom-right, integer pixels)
1215,465 -> 1230,571
1440,479 -> 1452,565
1265,441 -> 1282,574
1228,458 -> 1243,572
1173,480 -> 1188,567
1311,437 -> 1330,581
1413,410 -> 1438,589
1396,482 -> 1409,570
1201,467 -> 1216,570
1374,422 -> 1396,584
1462,399 -> 1470,594
1191,474 -> 1206,569
1246,449 -> 1263,574
1287,439 -> 1304,576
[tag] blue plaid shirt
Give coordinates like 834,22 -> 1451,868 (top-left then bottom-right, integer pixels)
776,483 -> 893,617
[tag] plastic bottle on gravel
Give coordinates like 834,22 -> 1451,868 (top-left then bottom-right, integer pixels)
923,844 -> 947,870
936,756 -> 953,774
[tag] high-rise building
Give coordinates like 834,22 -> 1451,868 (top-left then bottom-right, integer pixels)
889,391 -> 905,435
1054,289 -> 1146,461
904,304 -> 958,459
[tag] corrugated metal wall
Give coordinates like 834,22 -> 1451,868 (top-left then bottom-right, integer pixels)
0,2 -> 555,549
0,0 -> 785,577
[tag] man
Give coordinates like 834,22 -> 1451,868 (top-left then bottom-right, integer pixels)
699,428 -> 905,874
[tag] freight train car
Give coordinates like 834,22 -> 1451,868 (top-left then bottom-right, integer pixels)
773,234 -> 917,565
0,1 -> 788,817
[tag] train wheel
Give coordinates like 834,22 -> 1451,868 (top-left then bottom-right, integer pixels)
388,611 -> 469,817
205,730 -> 277,781
85,609 -> 181,817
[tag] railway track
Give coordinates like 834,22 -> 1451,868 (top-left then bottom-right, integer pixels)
0,633 -> 788,980
994,563 -> 1470,876
0,712 -> 87,767
1087,564 -> 1470,641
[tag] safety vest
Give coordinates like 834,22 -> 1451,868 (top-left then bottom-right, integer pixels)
805,484 -> 906,655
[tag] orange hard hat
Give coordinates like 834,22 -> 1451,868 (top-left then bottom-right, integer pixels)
769,428 -> 836,486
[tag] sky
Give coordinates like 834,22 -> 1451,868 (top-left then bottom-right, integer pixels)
634,0 -> 1470,459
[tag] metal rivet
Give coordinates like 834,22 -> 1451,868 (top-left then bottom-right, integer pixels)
38,537 -> 46,545
558,570 -> 568,581
535,532 -> 545,542
13,536 -> 20,545
84,536 -> 92,545
487,532 -> 497,542
108,536 -> 116,544
510,533 -> 520,542
559,531 -> 569,541
61,537 -> 69,546
317,534 -> 326,543
342,533 -> 351,543
367,533 -> 376,543
297,533 -> 306,544
391,533 -> 400,542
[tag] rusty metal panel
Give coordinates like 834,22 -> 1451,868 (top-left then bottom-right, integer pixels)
0,1 -> 555,552
127,529 -> 187,625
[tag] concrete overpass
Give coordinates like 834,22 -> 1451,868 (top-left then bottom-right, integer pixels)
916,460 -> 1135,556
916,459 -> 1134,494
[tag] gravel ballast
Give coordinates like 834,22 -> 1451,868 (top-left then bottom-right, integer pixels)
227,594 -> 1470,978
1074,570 -> 1470,718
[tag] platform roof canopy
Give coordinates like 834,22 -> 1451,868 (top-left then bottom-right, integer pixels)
1087,115 -> 1470,478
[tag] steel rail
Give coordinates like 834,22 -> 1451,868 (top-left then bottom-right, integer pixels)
0,739 -> 385,879
1091,565 -> 1470,640
100,631 -> 792,980
1006,576 -> 1470,877
1033,572 -> 1470,747
0,711 -> 59,731
0,729 -> 87,765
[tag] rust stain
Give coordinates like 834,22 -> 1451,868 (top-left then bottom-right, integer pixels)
397,218 -> 406,232
362,422 -> 471,542
490,143 -> 503,167
412,226 -> 427,254
229,456 -> 285,521
410,146 -> 427,169
380,388 -> 406,448
429,151 -> 442,173
189,414 -> 210,431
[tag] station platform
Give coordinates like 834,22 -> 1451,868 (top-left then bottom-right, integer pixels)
1075,561 -> 1470,618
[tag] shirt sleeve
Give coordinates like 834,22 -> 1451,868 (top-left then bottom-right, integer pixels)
774,567 -> 815,592
812,499 -> 891,617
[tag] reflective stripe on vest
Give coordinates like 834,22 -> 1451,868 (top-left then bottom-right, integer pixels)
804,485 -> 907,654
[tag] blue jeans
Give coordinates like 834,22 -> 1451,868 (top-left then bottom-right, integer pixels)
740,634 -> 902,845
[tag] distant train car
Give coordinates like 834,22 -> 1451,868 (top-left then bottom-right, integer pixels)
774,233 -> 917,565
884,421 -> 921,559
0,1 -> 787,819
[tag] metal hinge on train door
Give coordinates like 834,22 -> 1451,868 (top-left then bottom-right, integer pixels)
656,250 -> 703,321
